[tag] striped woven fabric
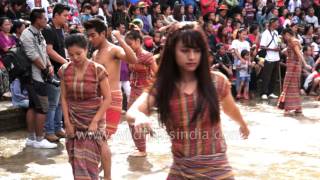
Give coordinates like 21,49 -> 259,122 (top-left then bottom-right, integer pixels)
278,40 -> 302,111
59,61 -> 108,180
128,50 -> 156,152
129,50 -> 155,88
147,71 -> 233,179
166,71 -> 230,158
105,90 -> 123,138
167,153 -> 234,180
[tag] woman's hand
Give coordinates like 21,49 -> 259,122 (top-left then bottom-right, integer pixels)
239,124 -> 250,139
134,114 -> 153,136
88,121 -> 98,133
65,123 -> 75,138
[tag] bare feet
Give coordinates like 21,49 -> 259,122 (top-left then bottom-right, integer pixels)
129,150 -> 147,157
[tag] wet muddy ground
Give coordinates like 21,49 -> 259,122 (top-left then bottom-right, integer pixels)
0,97 -> 319,180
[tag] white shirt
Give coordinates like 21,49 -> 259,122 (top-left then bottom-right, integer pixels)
288,0 -> 302,13
283,19 -> 292,28
260,29 -> 280,62
305,15 -> 319,27
311,42 -> 319,57
304,71 -> 317,90
27,0 -> 51,19
231,39 -> 251,58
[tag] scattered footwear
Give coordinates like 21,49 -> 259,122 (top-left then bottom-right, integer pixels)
26,138 -> 35,147
45,134 -> 60,142
269,94 -> 278,99
261,94 -> 268,100
33,139 -> 57,149
55,130 -> 66,139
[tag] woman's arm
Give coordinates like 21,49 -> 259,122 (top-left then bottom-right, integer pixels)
150,61 -> 158,75
221,92 -> 250,139
293,42 -> 311,69
89,77 -> 111,131
60,78 -> 75,137
126,92 -> 155,134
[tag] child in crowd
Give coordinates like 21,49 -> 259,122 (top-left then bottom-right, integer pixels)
237,50 -> 252,100
80,3 -> 92,24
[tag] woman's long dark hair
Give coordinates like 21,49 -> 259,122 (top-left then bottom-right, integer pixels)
173,4 -> 183,21
153,22 -> 220,127
217,25 -> 228,43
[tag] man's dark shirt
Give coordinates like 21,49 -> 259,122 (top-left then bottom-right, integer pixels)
6,10 -> 21,20
214,53 -> 233,79
42,24 -> 66,74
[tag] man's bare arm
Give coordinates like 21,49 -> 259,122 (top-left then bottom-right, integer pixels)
113,30 -> 138,64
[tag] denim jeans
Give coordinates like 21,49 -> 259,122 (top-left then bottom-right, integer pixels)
13,99 -> 29,109
45,77 -> 63,135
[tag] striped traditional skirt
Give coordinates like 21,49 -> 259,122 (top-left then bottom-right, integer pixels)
105,90 -> 123,138
128,87 -> 144,107
66,98 -> 106,180
167,153 -> 235,180
278,61 -> 302,111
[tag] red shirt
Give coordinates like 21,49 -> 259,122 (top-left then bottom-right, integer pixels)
277,0 -> 285,7
200,0 -> 217,16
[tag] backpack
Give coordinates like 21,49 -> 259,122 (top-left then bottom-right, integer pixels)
1,42 -> 32,83
1,29 -> 37,83
0,61 -> 9,97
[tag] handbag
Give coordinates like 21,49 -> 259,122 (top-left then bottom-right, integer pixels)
257,30 -> 275,58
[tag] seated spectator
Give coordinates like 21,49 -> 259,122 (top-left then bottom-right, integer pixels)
279,8 -> 289,27
6,0 -> 24,20
211,43 -> 233,79
172,4 -> 186,22
161,5 -> 177,25
80,3 -> 92,24
283,13 -> 293,28
137,2 -> 152,34
0,17 -> 15,59
288,0 -> 302,13
185,4 -> 196,21
203,20 -> 216,51
10,78 -> 29,108
302,24 -> 314,46
10,19 -> 26,40
305,7 -> 319,28
244,0 -> 256,24
311,35 -> 320,58
292,7 -> 302,24
304,70 -> 320,96
0,1 -> 9,17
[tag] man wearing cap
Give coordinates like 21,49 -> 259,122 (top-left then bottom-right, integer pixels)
260,18 -> 281,100
137,2 -> 152,34
216,4 -> 229,24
